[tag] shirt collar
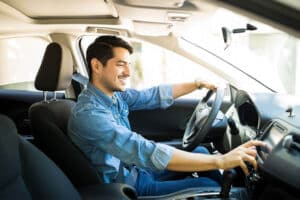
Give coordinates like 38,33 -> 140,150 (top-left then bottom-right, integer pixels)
87,82 -> 115,107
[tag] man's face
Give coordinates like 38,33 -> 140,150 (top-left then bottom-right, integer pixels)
94,47 -> 131,95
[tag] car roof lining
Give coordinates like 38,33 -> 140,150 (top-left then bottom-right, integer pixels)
0,0 -> 299,39
0,0 -> 118,19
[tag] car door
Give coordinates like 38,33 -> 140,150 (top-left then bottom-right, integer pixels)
0,90 -> 43,136
0,89 -> 66,136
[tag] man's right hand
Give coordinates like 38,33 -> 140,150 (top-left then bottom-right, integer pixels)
217,140 -> 266,176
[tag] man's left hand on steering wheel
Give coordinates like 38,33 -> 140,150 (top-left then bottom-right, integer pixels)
195,79 -> 217,91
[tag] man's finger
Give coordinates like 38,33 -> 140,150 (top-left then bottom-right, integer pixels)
244,148 -> 257,157
244,155 -> 257,171
243,140 -> 265,148
240,160 -> 249,176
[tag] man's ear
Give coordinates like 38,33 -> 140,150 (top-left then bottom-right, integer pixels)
91,58 -> 103,73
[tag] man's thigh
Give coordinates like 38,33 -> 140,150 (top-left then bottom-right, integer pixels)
135,169 -> 219,196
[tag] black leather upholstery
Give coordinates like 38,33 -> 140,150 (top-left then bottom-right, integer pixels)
0,114 -> 81,200
29,42 -> 101,187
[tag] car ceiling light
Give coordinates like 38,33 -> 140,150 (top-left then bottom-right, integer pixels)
122,0 -> 185,8
167,12 -> 191,22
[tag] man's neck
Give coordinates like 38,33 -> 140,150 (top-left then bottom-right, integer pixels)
91,81 -> 114,98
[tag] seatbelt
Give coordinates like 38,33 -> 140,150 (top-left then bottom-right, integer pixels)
115,162 -> 125,183
72,72 -> 88,87
71,72 -> 89,98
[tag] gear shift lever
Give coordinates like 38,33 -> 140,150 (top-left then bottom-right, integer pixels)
220,169 -> 236,198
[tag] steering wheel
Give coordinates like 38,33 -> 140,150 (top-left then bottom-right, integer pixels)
182,87 -> 225,151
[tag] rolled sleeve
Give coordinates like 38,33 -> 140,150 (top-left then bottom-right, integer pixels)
120,85 -> 174,111
151,143 -> 174,170
158,84 -> 174,109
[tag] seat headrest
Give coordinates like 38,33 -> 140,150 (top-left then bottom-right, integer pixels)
35,42 -> 73,91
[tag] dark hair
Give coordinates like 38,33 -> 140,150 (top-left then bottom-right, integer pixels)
86,35 -> 133,80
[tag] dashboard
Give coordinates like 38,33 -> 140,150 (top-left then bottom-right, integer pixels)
257,119 -> 300,190
225,87 -> 300,195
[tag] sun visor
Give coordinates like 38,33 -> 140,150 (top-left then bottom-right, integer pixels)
1,0 -> 118,19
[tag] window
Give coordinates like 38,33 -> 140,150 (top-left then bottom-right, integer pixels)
0,37 -> 49,91
80,35 -> 226,99
181,8 -> 300,95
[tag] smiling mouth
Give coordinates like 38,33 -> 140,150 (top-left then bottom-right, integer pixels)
118,76 -> 128,84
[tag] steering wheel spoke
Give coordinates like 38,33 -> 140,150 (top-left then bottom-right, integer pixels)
182,88 -> 225,151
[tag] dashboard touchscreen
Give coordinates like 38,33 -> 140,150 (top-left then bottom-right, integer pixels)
258,124 -> 286,161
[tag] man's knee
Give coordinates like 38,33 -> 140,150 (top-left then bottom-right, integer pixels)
193,146 -> 210,154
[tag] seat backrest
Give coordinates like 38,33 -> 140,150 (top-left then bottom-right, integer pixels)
29,42 -> 100,187
0,114 -> 81,200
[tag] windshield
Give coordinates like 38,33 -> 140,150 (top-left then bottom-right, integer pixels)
181,8 -> 300,95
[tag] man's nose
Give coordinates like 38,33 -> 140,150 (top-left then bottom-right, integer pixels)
124,64 -> 131,76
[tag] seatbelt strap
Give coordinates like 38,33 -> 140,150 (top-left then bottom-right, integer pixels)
115,161 -> 125,183
72,72 -> 88,88
116,162 -> 138,187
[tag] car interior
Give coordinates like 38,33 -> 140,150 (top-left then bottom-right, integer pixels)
0,0 -> 300,200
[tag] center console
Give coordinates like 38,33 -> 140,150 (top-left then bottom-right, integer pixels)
255,119 -> 300,191
244,119 -> 300,200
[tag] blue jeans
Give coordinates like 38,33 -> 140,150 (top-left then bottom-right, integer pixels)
134,146 -> 222,196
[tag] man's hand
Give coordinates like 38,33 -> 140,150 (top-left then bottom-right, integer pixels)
217,140 -> 266,176
195,79 -> 217,91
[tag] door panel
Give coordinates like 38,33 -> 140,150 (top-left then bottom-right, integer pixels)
129,99 -> 197,142
0,90 -> 65,136
129,98 -> 232,142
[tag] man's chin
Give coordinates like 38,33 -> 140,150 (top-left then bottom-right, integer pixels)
113,87 -> 126,92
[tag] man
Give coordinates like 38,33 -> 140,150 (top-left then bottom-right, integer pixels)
68,35 -> 265,196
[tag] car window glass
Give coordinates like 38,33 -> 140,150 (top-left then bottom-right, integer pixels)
181,8 -> 300,95
0,37 -> 49,91
80,35 -> 227,99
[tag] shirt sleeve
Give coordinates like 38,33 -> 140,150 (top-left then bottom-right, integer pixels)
69,107 -> 175,171
120,84 -> 174,111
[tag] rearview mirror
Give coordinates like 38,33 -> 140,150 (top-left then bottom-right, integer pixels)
221,27 -> 232,50
221,23 -> 257,50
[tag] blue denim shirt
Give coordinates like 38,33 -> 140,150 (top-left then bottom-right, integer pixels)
68,83 -> 175,183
